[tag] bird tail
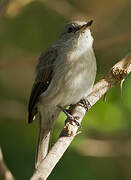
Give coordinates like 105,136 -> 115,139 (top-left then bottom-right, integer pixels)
35,109 -> 60,169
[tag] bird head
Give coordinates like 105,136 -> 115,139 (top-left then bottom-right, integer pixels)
59,20 -> 94,48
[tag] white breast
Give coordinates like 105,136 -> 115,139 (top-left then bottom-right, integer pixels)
61,47 -> 96,105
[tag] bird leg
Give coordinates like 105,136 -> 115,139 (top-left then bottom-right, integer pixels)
57,105 -> 80,127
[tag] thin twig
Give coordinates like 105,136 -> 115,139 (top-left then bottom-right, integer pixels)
30,54 -> 131,180
0,147 -> 15,180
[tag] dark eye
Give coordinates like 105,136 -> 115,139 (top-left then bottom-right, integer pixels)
67,27 -> 74,33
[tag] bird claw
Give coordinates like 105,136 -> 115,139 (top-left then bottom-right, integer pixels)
65,117 -> 81,127
77,98 -> 91,111
57,105 -> 81,127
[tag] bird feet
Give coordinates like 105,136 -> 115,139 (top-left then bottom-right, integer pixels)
57,105 -> 80,127
77,98 -> 91,111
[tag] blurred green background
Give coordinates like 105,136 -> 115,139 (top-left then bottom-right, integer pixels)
0,0 -> 131,179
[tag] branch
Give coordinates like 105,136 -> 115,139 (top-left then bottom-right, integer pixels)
0,147 -> 15,180
30,54 -> 131,180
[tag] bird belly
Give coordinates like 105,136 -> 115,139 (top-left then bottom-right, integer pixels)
39,49 -> 96,108
59,52 -> 96,106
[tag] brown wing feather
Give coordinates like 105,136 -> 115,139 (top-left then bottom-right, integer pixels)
28,48 -> 57,123
28,70 -> 53,123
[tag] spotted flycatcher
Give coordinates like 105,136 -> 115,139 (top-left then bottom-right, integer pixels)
28,20 -> 97,168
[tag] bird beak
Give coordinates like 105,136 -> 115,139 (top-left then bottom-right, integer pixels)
75,20 -> 93,33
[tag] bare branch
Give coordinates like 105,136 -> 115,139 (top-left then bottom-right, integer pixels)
0,147 -> 15,180
30,54 -> 131,180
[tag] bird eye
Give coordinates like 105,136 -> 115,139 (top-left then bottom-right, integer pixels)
67,27 -> 74,33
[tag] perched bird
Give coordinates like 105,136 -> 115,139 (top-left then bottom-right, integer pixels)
28,20 -> 97,168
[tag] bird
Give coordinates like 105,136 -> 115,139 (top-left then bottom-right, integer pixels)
28,20 -> 97,168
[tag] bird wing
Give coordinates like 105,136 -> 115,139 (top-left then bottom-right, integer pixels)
28,47 -> 57,123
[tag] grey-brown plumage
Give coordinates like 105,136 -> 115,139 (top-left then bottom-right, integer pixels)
28,47 -> 58,168
28,20 -> 97,168
28,47 -> 57,123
